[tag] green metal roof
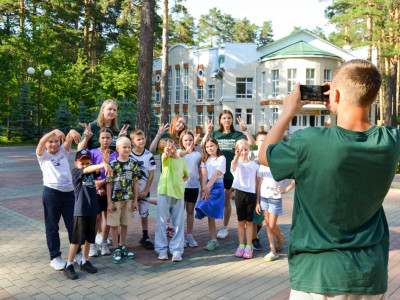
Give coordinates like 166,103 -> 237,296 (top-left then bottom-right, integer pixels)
261,41 -> 341,60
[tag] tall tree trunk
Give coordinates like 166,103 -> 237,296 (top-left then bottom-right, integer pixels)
160,0 -> 169,125
84,0 -> 90,57
366,14 -> 372,61
385,57 -> 397,126
19,0 -> 25,35
136,0 -> 155,146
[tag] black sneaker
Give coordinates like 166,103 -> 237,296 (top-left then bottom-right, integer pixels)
252,238 -> 262,251
80,261 -> 98,274
139,237 -> 154,250
63,264 -> 78,280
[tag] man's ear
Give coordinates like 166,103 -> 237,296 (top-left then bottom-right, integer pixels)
332,88 -> 340,104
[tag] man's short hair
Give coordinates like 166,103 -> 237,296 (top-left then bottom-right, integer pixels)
256,131 -> 268,140
332,59 -> 382,107
130,129 -> 145,140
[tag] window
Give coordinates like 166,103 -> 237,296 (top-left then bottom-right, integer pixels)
246,109 -> 253,125
302,115 -> 307,126
236,78 -> 253,98
261,72 -> 266,98
287,69 -> 297,93
168,113 -> 172,124
175,69 -> 180,104
207,111 -> 214,123
197,86 -> 204,100
320,115 -> 325,126
235,109 -> 242,124
168,69 -> 172,104
271,108 -> 279,125
207,85 -> 215,100
184,68 -> 189,103
260,109 -> 265,126
196,111 -> 204,126
271,70 -> 279,97
306,68 -> 315,85
291,115 -> 298,126
183,111 -> 188,123
324,69 -> 332,82
155,88 -> 160,102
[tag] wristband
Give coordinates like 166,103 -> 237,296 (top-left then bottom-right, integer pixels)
243,127 -> 247,132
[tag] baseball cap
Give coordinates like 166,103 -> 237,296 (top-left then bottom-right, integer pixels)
75,150 -> 92,161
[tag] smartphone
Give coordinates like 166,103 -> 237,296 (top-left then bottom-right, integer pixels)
300,85 -> 329,103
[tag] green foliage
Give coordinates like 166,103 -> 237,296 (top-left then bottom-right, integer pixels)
77,100 -> 91,125
117,98 -> 136,129
54,99 -> 73,134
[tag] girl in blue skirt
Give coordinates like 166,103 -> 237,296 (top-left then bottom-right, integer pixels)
195,138 -> 226,251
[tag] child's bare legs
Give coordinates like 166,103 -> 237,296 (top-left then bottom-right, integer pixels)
101,211 -> 110,242
245,221 -> 253,246
95,214 -> 102,235
208,217 -> 217,240
186,202 -> 195,234
110,226 -> 119,248
264,211 -> 282,254
67,244 -> 80,263
238,220 -> 246,244
223,188 -> 233,227
82,241 -> 90,260
119,225 -> 127,246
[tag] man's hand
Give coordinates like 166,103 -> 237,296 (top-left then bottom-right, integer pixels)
282,83 -> 311,118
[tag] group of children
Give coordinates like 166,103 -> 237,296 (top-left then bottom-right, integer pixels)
37,122 -> 293,280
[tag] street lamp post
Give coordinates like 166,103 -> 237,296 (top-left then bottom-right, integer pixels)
27,67 -> 52,139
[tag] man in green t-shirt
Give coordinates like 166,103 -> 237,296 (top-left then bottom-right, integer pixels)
259,59 -> 400,298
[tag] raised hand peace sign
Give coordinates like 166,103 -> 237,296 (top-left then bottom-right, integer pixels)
205,117 -> 213,133
118,124 -> 129,137
236,116 -> 247,132
83,123 -> 93,140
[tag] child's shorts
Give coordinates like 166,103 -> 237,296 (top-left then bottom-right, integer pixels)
184,188 -> 199,203
253,209 -> 265,225
234,189 -> 256,222
259,197 -> 282,216
71,216 -> 97,245
97,194 -> 108,212
107,200 -> 133,226
139,197 -> 149,218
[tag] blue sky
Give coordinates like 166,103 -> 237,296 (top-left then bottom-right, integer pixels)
181,0 -> 334,40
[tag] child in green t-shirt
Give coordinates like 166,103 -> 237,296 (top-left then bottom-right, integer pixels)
155,139 -> 189,262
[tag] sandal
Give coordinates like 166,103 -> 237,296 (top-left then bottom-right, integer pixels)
264,252 -> 279,262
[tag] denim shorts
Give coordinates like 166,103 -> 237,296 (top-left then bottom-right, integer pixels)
259,196 -> 282,216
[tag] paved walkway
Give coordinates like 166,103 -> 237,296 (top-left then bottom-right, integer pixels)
0,146 -> 399,300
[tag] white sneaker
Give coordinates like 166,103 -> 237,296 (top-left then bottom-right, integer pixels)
157,252 -> 168,260
50,256 -> 65,271
216,226 -> 229,239
101,243 -> 111,256
89,244 -> 98,257
95,233 -> 103,245
74,252 -> 82,264
172,253 -> 182,262
185,235 -> 198,247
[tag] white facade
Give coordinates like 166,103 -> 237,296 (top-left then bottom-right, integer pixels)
153,30 -> 376,135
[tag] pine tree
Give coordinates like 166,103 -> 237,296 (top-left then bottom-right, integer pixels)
20,83 -> 37,142
77,100 -> 91,125
54,99 -> 73,134
117,98 -> 136,129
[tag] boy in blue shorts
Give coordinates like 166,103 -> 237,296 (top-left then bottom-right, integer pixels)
63,149 -> 113,280
260,59 -> 400,298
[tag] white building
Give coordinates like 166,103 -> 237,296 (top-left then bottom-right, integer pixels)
152,30 -> 376,134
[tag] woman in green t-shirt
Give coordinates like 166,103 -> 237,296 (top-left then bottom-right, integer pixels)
78,99 -> 129,151
201,109 -> 255,239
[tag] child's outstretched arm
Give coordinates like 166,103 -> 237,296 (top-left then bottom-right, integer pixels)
149,123 -> 169,152
231,149 -> 240,172
82,162 -> 113,177
64,129 -> 82,151
77,123 -> 93,151
36,129 -> 65,156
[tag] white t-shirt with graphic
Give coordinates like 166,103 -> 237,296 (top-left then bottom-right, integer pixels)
258,164 -> 291,199
37,145 -> 74,192
231,160 -> 259,193
129,149 -> 157,194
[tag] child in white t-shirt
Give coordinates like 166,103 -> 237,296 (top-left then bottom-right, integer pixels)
36,128 -> 82,270
256,165 -> 295,262
231,139 -> 259,259
178,130 -> 201,248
